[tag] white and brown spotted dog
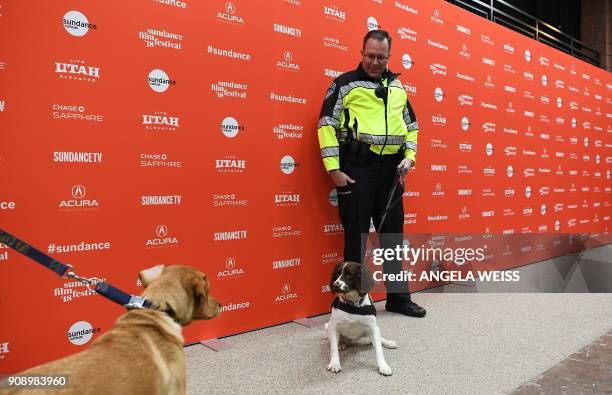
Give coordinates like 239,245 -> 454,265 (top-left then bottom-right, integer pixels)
326,261 -> 397,376
2,265 -> 221,395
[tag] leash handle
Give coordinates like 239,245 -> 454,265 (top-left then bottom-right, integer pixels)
0,228 -> 71,277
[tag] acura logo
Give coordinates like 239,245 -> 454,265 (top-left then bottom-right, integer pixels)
72,185 -> 86,199
282,283 -> 291,294
284,51 -> 292,62
225,257 -> 236,269
225,2 -> 236,14
156,225 -> 168,238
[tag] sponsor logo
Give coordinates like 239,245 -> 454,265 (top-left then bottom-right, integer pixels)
324,222 -> 344,235
217,257 -> 245,279
404,213 -> 417,225
456,72 -> 474,82
59,185 -> 99,210
63,11 -> 96,37
432,182 -> 445,197
324,5 -> 346,22
432,114 -> 447,126
457,189 -> 472,196
280,155 -> 298,174
270,92 -> 307,104
430,8 -> 444,24
143,112 -> 179,131
207,45 -> 251,61
213,230 -> 248,241
277,51 -> 300,72
275,283 -> 298,303
275,192 -> 300,207
481,102 -> 497,110
458,94 -> 473,106
323,36 -> 348,52
458,206 -> 470,219
483,166 -> 495,176
459,142 -> 472,153
430,63 -> 447,76
213,193 -> 248,207
395,1 -> 418,14
482,57 -> 495,66
505,188 -> 515,197
55,61 -> 100,82
273,225 -> 302,238
434,87 -> 444,102
211,80 -> 247,99
401,53 -> 413,70
367,16 -> 379,31
139,28 -> 182,49
428,214 -> 448,222
541,74 -> 548,86
428,39 -> 448,51
524,168 -> 535,178
146,224 -> 179,247
481,34 -> 494,45
141,195 -> 182,206
52,104 -> 103,122
272,257 -> 301,270
457,165 -> 472,174
504,146 -> 516,156
140,153 -> 182,168
484,75 -> 495,88
523,71 -> 534,81
217,2 -> 245,25
482,122 -> 496,133
504,64 -> 515,74
216,156 -> 246,173
148,69 -> 175,93
273,123 -> 303,139
153,0 -> 188,8
53,152 -> 102,164
398,27 -> 417,42
430,138 -> 447,149
457,25 -> 470,35
273,23 -> 302,37
68,321 -> 100,346
220,116 -> 244,138
503,43 -> 515,53
403,82 -> 417,96
430,164 -> 446,172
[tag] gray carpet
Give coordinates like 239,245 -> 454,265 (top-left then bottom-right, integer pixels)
185,293 -> 612,394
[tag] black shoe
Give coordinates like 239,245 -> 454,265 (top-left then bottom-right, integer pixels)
385,299 -> 426,318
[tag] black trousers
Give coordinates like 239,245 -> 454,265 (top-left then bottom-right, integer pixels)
336,150 -> 410,296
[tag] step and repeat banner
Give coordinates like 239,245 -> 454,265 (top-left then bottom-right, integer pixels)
0,0 -> 610,372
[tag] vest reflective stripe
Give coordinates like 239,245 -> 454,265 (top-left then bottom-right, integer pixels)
337,131 -> 405,145
321,146 -> 340,158
403,141 -> 417,152
406,121 -> 419,132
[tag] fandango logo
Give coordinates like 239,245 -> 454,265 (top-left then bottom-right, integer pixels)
59,185 -> 99,208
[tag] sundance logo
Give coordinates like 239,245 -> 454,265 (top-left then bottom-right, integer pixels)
398,27 -> 417,42
143,112 -> 179,131
430,164 -> 446,172
217,2 -> 245,25
482,122 -> 496,133
458,94 -> 473,106
280,155 -> 299,174
402,54 -> 413,70
273,123 -> 303,139
63,11 -> 96,37
146,224 -> 179,247
139,28 -> 182,50
68,321 -> 101,346
217,257 -> 245,279
430,63 -> 447,76
220,116 -> 244,138
221,301 -> 250,313
53,151 -> 102,164
212,80 -> 248,99
59,185 -> 99,210
367,16 -> 379,31
275,283 -> 298,303
55,61 -> 100,82
273,23 -> 302,37
148,69 -> 175,93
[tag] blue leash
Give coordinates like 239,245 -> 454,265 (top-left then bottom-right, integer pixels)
0,228 -> 152,309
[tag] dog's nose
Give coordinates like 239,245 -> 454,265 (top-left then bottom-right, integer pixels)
333,279 -> 347,291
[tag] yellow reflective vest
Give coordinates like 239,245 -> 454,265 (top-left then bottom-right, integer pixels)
317,63 -> 419,172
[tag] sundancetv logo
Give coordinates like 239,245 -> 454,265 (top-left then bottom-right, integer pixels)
68,321 -> 101,346
148,69 -> 175,93
63,11 -> 96,37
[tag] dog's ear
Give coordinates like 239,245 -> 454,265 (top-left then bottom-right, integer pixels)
191,273 -> 219,320
139,265 -> 165,288
358,264 -> 374,295
329,262 -> 344,290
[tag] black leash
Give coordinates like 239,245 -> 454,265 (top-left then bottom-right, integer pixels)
0,228 -> 155,311
378,167 -> 406,232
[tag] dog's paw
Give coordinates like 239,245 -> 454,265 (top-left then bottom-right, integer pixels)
378,362 -> 393,376
327,360 -> 342,373
382,339 -> 397,349
338,343 -> 347,351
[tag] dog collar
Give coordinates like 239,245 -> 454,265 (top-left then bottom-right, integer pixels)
331,295 -> 376,316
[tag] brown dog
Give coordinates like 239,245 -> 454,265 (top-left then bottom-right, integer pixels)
1,264 -> 221,395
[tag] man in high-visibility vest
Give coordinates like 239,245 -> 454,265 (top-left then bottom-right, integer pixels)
318,30 -> 425,317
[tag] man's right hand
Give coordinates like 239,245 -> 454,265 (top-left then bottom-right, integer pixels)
329,170 -> 356,187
